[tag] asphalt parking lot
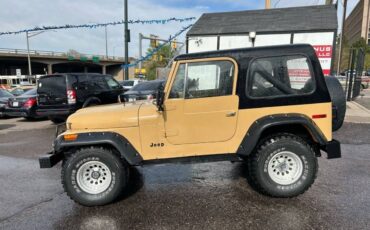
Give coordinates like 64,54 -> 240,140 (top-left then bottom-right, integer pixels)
0,118 -> 370,230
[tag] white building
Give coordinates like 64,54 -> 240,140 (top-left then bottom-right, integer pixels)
186,5 -> 338,76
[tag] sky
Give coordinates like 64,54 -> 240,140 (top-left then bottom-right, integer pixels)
0,0 -> 360,59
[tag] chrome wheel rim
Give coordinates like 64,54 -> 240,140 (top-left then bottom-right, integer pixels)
267,151 -> 303,185
76,161 -> 112,194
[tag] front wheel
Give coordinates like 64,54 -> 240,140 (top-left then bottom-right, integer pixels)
62,147 -> 128,206
247,133 -> 318,197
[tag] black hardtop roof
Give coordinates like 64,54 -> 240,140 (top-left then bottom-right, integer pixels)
39,73 -> 111,79
175,44 -> 317,62
187,5 -> 337,36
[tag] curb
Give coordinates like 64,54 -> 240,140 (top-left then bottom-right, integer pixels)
350,101 -> 370,113
345,101 -> 370,124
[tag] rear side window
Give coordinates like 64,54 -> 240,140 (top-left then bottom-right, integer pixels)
104,76 -> 121,89
91,75 -> 110,90
38,76 -> 66,95
247,55 -> 314,98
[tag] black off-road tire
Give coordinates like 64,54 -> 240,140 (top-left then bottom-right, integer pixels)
49,116 -> 67,124
61,147 -> 128,206
247,133 -> 318,198
325,76 -> 346,131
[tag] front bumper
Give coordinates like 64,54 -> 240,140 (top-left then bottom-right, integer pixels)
36,107 -> 75,116
0,106 -> 5,117
321,139 -> 341,159
39,123 -> 67,168
4,107 -> 31,117
39,151 -> 64,168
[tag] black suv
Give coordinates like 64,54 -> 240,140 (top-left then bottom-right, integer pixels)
37,73 -> 123,123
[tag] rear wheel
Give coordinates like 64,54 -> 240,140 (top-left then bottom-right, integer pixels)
247,133 -> 317,197
62,147 -> 128,206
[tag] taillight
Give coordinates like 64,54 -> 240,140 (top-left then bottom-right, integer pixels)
67,89 -> 76,104
24,98 -> 36,108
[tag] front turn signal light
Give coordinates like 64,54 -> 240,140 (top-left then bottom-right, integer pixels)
64,134 -> 78,141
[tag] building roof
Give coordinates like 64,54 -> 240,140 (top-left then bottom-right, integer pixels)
187,5 -> 338,36
175,44 -> 315,61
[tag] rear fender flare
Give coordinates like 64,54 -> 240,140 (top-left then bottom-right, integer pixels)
237,113 -> 327,156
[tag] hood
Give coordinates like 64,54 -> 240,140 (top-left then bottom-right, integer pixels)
67,102 -> 142,130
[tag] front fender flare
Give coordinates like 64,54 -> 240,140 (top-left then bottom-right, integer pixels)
54,132 -> 143,165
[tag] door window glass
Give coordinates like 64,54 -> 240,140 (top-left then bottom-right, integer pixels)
185,60 -> 234,99
169,64 -> 186,98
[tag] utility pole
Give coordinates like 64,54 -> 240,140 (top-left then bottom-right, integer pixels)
138,33 -> 143,70
105,26 -> 108,59
26,31 -> 32,76
265,0 -> 271,9
337,0 -> 347,75
124,0 -> 130,80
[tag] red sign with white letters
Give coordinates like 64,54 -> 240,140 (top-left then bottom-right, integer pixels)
312,45 -> 332,58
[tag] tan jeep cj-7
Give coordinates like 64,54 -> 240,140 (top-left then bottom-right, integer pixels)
39,44 -> 344,206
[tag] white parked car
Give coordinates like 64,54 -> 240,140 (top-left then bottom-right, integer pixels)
119,79 -> 144,91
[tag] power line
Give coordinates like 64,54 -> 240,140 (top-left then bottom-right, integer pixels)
0,17 -> 196,36
274,0 -> 281,7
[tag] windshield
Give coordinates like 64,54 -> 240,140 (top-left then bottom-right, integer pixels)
38,75 -> 66,95
131,80 -> 164,91
21,88 -> 37,96
0,89 -> 13,97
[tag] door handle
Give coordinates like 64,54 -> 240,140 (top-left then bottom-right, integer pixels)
226,111 -> 236,117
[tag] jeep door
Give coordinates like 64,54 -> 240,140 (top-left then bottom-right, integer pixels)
164,58 -> 239,145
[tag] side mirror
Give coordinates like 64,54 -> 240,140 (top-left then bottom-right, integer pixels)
156,87 -> 165,111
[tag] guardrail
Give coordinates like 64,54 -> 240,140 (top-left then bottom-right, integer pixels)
0,48 -> 124,61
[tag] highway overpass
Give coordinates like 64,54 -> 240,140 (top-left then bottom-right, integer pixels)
0,48 -> 135,83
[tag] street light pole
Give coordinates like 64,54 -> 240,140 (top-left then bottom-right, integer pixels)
26,31 -> 32,76
25,30 -> 54,76
89,22 -> 109,59
124,0 -> 129,80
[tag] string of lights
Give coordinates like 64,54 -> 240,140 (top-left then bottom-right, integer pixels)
0,17 -> 196,36
122,23 -> 193,69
